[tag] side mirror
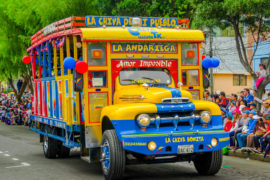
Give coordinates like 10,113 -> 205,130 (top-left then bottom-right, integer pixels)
73,71 -> 83,92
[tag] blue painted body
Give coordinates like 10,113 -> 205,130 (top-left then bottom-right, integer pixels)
111,114 -> 229,155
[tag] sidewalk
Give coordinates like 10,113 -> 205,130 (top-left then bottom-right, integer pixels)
227,149 -> 270,162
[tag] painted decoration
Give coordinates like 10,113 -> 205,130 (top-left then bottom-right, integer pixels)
58,80 -> 63,119
85,16 -> 178,28
46,81 -> 51,117
52,80 -> 57,118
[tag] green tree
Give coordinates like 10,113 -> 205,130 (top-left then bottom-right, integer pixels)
0,0 -> 98,102
192,0 -> 270,99
96,0 -> 195,24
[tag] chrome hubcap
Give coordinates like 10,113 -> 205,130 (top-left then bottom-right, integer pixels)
44,136 -> 48,153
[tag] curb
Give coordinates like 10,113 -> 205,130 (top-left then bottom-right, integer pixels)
227,149 -> 270,162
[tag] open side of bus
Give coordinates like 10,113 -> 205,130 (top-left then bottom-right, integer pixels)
27,16 -> 229,180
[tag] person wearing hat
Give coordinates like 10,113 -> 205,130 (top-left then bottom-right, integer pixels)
237,111 -> 257,149
250,103 -> 257,114
261,99 -> 270,116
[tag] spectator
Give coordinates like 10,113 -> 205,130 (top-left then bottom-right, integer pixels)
220,91 -> 228,108
253,117 -> 267,153
228,101 -> 236,113
17,79 -> 23,93
260,115 -> 270,155
229,112 -> 241,149
203,90 -> 212,101
256,64 -> 267,89
224,116 -> 233,132
237,111 -> 257,149
243,88 -> 254,106
250,103 -> 257,114
261,100 -> 270,116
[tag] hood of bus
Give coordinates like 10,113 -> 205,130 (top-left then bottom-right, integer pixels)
113,85 -> 193,104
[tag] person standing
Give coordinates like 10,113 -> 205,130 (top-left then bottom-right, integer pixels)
17,79 -> 23,93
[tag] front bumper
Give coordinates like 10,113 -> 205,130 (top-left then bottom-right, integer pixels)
120,131 -> 229,155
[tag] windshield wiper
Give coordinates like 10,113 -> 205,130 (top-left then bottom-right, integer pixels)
121,79 -> 139,84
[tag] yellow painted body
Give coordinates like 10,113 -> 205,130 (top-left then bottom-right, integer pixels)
81,28 -> 204,42
51,25 -> 220,144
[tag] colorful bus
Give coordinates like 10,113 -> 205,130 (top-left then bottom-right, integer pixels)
25,16 -> 229,180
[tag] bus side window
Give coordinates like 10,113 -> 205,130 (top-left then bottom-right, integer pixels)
182,43 -> 198,65
88,71 -> 107,88
88,43 -> 106,66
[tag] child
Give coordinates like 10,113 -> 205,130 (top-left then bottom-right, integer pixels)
228,102 -> 236,113
256,64 -> 267,89
224,116 -> 233,132
252,117 -> 266,153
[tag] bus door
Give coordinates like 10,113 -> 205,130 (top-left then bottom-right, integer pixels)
179,43 -> 203,100
85,42 -> 108,126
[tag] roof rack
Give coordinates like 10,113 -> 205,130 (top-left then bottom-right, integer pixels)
28,16 -> 85,51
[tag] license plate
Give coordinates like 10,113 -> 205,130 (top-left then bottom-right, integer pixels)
177,145 -> 194,154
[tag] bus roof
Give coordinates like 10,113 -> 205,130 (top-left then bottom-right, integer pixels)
81,27 -> 204,42
27,16 -> 204,52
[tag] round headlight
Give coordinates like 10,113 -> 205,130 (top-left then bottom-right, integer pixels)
137,114 -> 151,127
200,111 -> 211,123
147,141 -> 157,151
211,138 -> 218,147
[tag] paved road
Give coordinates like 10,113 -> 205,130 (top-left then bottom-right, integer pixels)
0,123 -> 270,180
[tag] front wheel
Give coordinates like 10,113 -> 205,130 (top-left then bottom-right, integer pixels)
101,130 -> 126,180
193,150 -> 223,175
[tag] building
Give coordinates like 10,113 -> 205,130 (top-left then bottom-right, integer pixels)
203,27 -> 253,95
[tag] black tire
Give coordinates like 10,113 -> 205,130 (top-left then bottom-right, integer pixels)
101,130 -> 126,180
193,149 -> 223,175
58,143 -> 70,158
43,135 -> 58,159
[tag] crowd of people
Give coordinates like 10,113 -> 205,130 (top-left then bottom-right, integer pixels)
204,88 -> 270,158
0,92 -> 32,126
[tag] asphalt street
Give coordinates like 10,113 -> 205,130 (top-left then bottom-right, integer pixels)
0,123 -> 270,180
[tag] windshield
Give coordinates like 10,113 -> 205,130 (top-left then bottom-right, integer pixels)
119,68 -> 171,85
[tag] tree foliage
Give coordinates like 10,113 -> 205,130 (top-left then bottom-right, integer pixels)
192,0 -> 270,99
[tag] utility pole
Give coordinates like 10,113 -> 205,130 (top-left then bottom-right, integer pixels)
209,28 -> 214,95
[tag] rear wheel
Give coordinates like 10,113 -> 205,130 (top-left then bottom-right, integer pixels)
101,130 -> 126,180
58,142 -> 70,158
43,135 -> 58,158
193,150 -> 223,175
